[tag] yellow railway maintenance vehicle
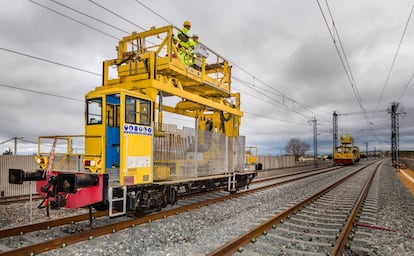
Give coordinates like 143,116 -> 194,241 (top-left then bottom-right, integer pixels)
333,134 -> 360,165
245,146 -> 262,171
9,25 -> 256,217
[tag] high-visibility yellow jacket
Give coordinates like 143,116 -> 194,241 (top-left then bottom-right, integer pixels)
189,39 -> 199,49
178,27 -> 190,49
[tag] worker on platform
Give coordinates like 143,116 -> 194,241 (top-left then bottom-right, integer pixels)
189,34 -> 199,50
166,35 -> 178,59
177,21 -> 192,65
189,34 -> 201,70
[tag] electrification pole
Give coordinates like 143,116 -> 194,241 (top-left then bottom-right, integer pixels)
309,117 -> 317,167
390,102 -> 398,166
333,111 -> 338,157
388,102 -> 406,168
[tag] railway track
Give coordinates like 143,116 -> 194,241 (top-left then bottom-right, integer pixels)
0,195 -> 43,206
208,160 -> 381,256
0,165 -> 341,255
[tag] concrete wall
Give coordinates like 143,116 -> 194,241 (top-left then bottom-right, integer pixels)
257,155 -> 296,169
400,151 -> 414,159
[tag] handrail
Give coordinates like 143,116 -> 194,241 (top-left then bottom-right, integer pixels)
103,25 -> 231,94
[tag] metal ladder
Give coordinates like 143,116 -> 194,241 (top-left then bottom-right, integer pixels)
227,173 -> 237,192
108,186 -> 127,217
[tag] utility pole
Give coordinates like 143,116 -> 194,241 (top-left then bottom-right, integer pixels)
308,117 -> 317,167
14,137 -> 18,155
365,142 -> 368,161
0,136 -> 22,155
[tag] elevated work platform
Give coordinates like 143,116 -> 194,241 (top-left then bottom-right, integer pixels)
340,134 -> 353,144
102,25 -> 232,98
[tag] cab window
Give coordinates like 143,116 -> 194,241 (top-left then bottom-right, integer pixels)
125,96 -> 151,125
87,98 -> 102,124
107,104 -> 120,127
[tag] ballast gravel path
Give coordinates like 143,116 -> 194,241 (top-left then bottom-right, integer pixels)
2,160 -> 413,255
347,160 -> 414,256
41,167 -> 355,255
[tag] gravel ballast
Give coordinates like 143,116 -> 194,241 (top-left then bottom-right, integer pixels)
1,160 -> 413,255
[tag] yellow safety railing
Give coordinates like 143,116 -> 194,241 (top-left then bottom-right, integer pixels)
102,25 -> 231,96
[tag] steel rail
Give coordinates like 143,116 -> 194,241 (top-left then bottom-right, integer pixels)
0,211 -> 108,239
253,165 -> 341,183
330,161 -> 381,255
0,195 -> 43,205
207,162 -> 379,256
0,165 -> 340,255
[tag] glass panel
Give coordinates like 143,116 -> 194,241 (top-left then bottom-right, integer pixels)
87,98 -> 102,125
125,95 -> 151,125
125,96 -> 136,124
107,104 -> 114,127
140,101 -> 151,125
106,104 -> 120,128
116,105 -> 120,127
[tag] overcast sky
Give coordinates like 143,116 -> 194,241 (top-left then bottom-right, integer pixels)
0,0 -> 413,155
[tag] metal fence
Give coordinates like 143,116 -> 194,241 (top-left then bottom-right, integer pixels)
0,154 -> 83,197
0,155 -> 37,197
153,123 -> 246,179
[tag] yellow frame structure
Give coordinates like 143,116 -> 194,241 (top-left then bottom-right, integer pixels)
84,25 -> 244,186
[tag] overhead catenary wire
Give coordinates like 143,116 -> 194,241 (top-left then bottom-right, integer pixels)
0,83 -> 83,102
133,0 -> 173,25
233,76 -> 316,121
316,0 -> 381,145
34,0 -> 159,49
125,2 -> 404,150
0,47 -> 312,128
397,71 -> 414,101
34,0 -> 328,127
319,0 -> 371,123
114,0 -> 325,123
20,139 -> 39,145
88,0 -> 146,30
100,0 -> 337,127
374,5 -> 414,115
243,111 -> 307,126
130,0 -> 331,125
49,0 -> 131,34
0,47 -> 102,77
233,76 -> 331,124
19,0 -> 389,129
0,1 -> 407,155
29,0 -> 120,41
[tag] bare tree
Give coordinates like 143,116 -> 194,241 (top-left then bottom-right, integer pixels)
2,147 -> 13,155
284,138 -> 310,161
